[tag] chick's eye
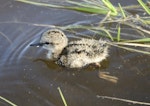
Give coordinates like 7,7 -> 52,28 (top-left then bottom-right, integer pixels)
45,42 -> 55,45
44,42 -> 59,45
45,42 -> 50,45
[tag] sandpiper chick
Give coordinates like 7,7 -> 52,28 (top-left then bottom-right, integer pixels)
30,29 -> 109,68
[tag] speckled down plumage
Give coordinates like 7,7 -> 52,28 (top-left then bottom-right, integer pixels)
57,38 -> 109,68
31,29 -> 109,68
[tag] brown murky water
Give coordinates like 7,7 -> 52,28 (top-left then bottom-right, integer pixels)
0,0 -> 150,106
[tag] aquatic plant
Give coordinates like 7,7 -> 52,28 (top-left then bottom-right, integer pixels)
0,96 -> 17,106
15,0 -> 150,55
58,87 -> 68,106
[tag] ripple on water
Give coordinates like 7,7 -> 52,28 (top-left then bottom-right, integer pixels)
0,25 -> 47,66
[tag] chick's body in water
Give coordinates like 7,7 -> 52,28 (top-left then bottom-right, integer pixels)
31,29 -> 109,68
58,38 -> 109,68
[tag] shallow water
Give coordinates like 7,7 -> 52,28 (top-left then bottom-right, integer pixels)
0,0 -> 150,106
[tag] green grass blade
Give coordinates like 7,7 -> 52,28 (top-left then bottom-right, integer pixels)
110,44 -> 150,55
16,0 -> 63,8
117,24 -> 121,42
123,38 -> 150,43
16,0 -> 117,15
102,0 -> 118,15
57,87 -> 68,106
65,6 -> 109,14
101,28 -> 114,41
118,3 -> 126,18
61,25 -> 114,41
0,96 -> 17,106
114,42 -> 150,48
137,0 -> 150,15
16,0 -> 107,14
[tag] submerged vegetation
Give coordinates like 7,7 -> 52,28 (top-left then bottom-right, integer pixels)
15,0 -> 150,55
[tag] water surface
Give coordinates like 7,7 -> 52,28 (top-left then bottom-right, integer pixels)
0,0 -> 150,106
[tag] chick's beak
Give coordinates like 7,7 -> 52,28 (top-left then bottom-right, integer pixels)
30,42 -> 45,47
